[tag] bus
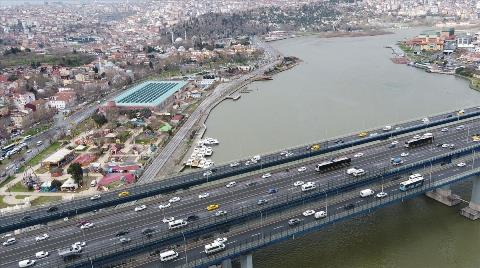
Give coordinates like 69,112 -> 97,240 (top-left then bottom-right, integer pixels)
399,175 -> 425,191
315,157 -> 351,172
1,143 -> 16,157
404,134 -> 434,148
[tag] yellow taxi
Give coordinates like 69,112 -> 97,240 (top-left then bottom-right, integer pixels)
472,135 -> 480,142
207,204 -> 220,211
310,144 -> 320,151
118,191 -> 130,198
358,131 -> 368,138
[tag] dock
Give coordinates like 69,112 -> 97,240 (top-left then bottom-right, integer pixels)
225,95 -> 241,101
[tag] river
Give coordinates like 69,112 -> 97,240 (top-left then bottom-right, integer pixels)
203,28 -> 480,268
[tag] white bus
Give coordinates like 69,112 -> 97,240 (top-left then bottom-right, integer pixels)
160,250 -> 179,262
204,241 -> 226,254
168,219 -> 188,230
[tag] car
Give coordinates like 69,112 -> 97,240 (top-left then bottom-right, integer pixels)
261,173 -> 272,179
90,194 -> 101,201
344,203 -> 355,210
457,162 -> 467,167
120,237 -> 131,244
199,193 -> 210,199
376,192 -> 388,198
118,191 -> 129,198
76,220 -> 88,227
1,233 -> 13,239
72,241 -> 86,248
35,233 -> 49,242
257,199 -> 268,205
2,237 -> 16,246
207,204 -> 220,211
244,160 -> 253,166
80,222 -> 94,230
18,260 -> 35,267
229,162 -> 240,167
288,218 -> 301,226
142,228 -> 155,236
186,215 -> 200,221
35,251 -> 49,259
285,152 -> 294,157
169,197 -> 181,203
391,141 -> 399,145
280,151 -> 289,156
46,206 -> 57,213
134,205 -> 147,212
334,139 -> 344,144
215,237 -> 227,244
158,203 -> 171,209
422,118 -> 429,123
297,166 -> 307,172
413,135 -> 421,139
354,152 -> 364,158
400,152 -> 409,157
267,188 -> 278,194
369,132 -> 378,137
310,144 -> 320,151
441,128 -> 449,132
226,181 -> 237,188
387,143 -> 396,149
358,131 -> 368,137
473,135 -> 480,142
314,211 -> 327,219
162,217 -> 175,223
294,181 -> 305,187
446,114 -> 453,118
245,181 -> 258,187
302,210 -> 315,217
441,143 -> 450,148
449,144 -> 455,149
215,210 -> 227,216
456,125 -> 465,130
115,230 -> 129,237
203,171 -> 213,177
21,215 -> 32,221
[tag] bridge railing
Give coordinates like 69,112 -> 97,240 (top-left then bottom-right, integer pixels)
184,166 -> 480,268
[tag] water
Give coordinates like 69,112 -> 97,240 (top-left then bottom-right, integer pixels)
204,28 -> 480,268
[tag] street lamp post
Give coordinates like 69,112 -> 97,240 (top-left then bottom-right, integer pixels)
182,231 -> 188,265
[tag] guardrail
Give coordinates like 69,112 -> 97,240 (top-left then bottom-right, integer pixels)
184,166 -> 480,268
54,144 -> 480,268
2,108 -> 480,233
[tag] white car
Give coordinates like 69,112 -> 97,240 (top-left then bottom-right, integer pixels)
158,203 -> 171,209
198,193 -> 210,199
369,132 -> 378,137
297,167 -> 307,172
203,171 -> 213,177
400,152 -> 409,157
285,152 -> 294,157
293,181 -> 305,187
162,217 -> 175,223
354,152 -> 364,158
441,143 -> 450,148
229,162 -> 240,167
35,233 -> 49,242
391,141 -> 399,145
35,251 -> 49,259
215,237 -> 228,244
169,197 -> 181,203
226,181 -> 237,188
18,260 -> 35,267
422,118 -> 429,123
457,162 -> 467,167
376,192 -> 388,198
80,222 -> 94,230
215,210 -> 227,216
72,241 -> 86,248
302,210 -> 316,217
244,160 -> 252,166
134,205 -> 147,212
2,237 -> 16,246
314,211 -> 327,219
456,125 -> 465,130
90,194 -> 101,201
261,173 -> 272,179
413,135 -> 421,139
441,128 -> 449,132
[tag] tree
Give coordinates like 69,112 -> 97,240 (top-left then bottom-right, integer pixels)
51,179 -> 62,190
67,163 -> 84,185
92,113 -> 108,127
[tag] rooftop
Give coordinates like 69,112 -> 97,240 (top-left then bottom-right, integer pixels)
114,80 -> 187,107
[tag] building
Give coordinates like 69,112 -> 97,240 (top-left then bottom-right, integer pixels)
111,80 -> 188,111
10,109 -> 34,129
457,33 -> 474,49
41,148 -> 75,170
13,92 -> 35,108
49,91 -> 77,111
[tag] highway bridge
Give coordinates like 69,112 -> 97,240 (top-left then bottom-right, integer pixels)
3,107 -> 480,267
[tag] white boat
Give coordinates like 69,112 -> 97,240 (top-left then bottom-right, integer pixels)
205,148 -> 213,156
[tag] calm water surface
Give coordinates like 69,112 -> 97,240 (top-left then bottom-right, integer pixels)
204,28 -> 480,268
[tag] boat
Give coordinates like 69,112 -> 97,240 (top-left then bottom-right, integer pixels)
205,148 -> 213,156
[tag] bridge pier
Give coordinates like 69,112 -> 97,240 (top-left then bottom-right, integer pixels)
221,258 -> 232,268
425,185 -> 460,206
240,254 -> 253,268
461,176 -> 480,220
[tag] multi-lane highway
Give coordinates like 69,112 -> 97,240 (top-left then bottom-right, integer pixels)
2,117 -> 480,267
3,106 -> 480,234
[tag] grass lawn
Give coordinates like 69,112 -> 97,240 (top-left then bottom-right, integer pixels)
0,196 -> 7,208
0,175 -> 15,189
17,141 -> 61,173
15,195 -> 29,199
30,196 -> 62,207
69,118 -> 96,138
8,181 -> 32,192
23,123 -> 52,137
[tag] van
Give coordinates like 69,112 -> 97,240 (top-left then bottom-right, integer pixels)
168,219 -> 188,230
204,241 -> 226,254
90,180 -> 97,187
360,189 -> 374,197
159,250 -> 179,262
301,182 -> 316,192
